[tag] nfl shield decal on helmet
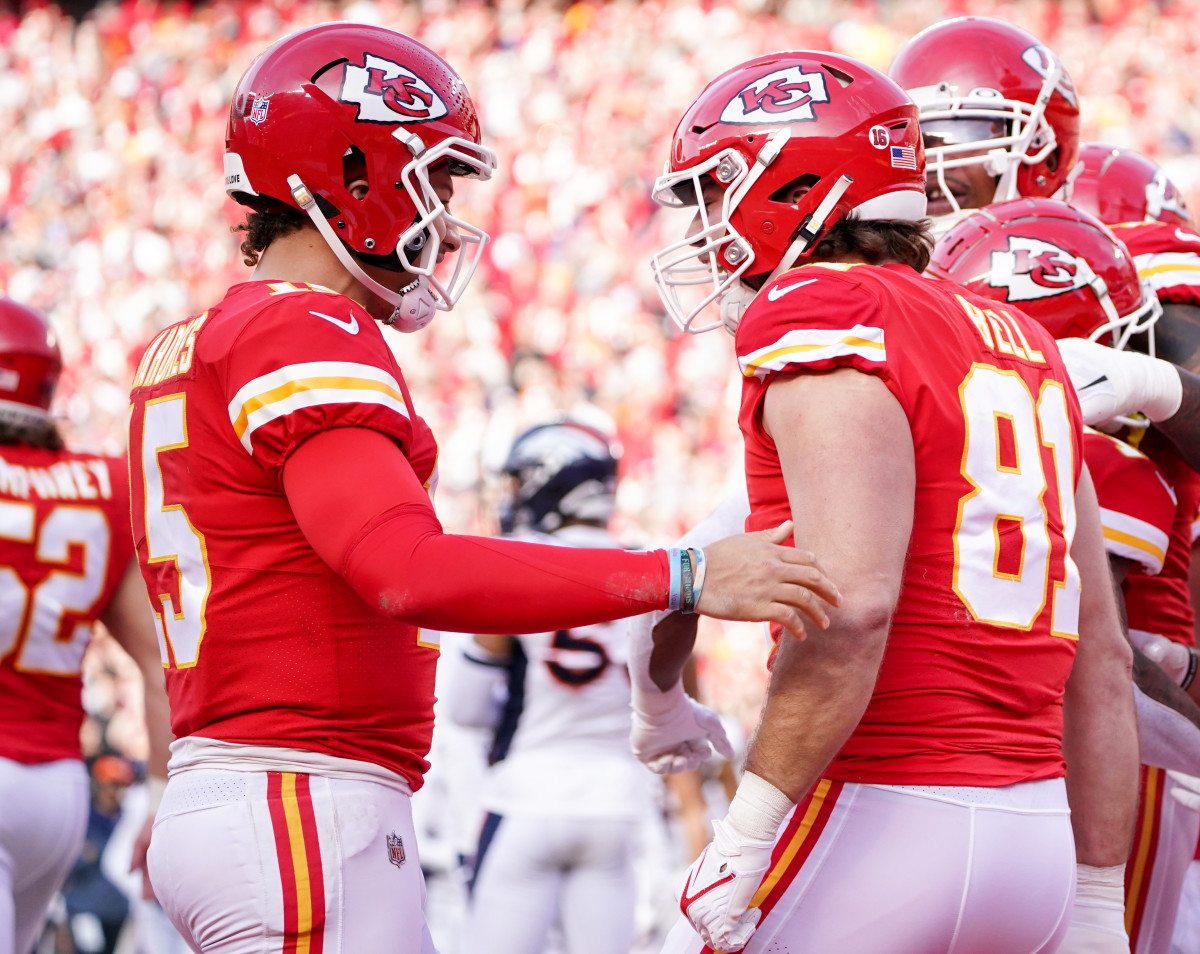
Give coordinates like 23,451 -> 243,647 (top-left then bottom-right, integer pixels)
340,53 -> 450,124
387,831 -> 406,868
988,236 -> 1091,302
720,66 -> 830,124
249,96 -> 270,125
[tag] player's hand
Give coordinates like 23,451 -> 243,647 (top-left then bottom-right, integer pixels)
698,522 -> 840,640
678,817 -> 773,952
1129,630 -> 1199,688
631,681 -> 734,774
1055,864 -> 1128,954
1056,337 -> 1182,427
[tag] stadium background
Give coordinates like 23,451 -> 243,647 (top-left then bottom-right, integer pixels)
4,0 -> 1196,946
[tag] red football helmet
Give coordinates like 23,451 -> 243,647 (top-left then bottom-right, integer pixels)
1070,142 -> 1191,227
0,298 -> 62,427
651,51 -> 925,333
928,198 -> 1160,351
225,22 -> 497,329
889,17 -> 1080,214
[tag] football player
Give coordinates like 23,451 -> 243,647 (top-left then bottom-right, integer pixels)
0,299 -> 169,954
930,197 -> 1200,954
130,23 -> 839,954
642,49 -> 1137,953
888,16 -> 1080,233
447,420 -> 653,954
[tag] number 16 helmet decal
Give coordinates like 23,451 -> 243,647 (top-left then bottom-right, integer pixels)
650,51 -> 926,335
224,22 -> 497,330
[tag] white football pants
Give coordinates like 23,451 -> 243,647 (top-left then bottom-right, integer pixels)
1127,765 -> 1200,954
147,768 -> 436,954
462,814 -> 638,954
0,756 -> 88,954
661,777 -> 1075,954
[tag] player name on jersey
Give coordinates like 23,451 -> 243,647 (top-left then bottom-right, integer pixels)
957,295 -> 1047,364
132,313 -> 208,389
0,454 -> 114,501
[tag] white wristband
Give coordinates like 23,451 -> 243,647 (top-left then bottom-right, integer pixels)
631,679 -> 688,718
725,771 -> 795,843
1132,352 -> 1183,422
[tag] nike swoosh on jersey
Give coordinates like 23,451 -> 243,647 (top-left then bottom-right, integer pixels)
311,310 -> 359,334
766,278 -> 818,302
1079,375 -> 1109,390
1176,228 -> 1200,244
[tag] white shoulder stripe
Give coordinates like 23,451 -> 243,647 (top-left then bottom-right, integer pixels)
738,325 -> 885,378
227,361 -> 408,453
1099,506 -> 1169,575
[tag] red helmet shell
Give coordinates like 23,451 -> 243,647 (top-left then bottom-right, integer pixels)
928,198 -> 1145,341
666,50 -> 925,277
0,299 -> 61,416
1071,142 -> 1191,227
225,22 -> 484,260
890,17 -> 1079,200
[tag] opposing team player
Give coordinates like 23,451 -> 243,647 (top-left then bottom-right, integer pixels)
888,16 -> 1080,232
930,197 -> 1199,954
447,420 -> 653,954
0,299 -> 169,954
644,50 -> 1137,952
131,23 -> 839,954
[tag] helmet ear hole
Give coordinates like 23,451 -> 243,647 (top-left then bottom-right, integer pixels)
770,174 -> 819,204
343,146 -> 369,199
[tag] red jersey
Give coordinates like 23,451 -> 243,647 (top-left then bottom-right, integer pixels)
1085,428 -> 1176,578
0,445 -> 133,763
127,281 -> 440,789
1122,429 -> 1200,647
737,262 -> 1083,786
1111,220 -> 1200,308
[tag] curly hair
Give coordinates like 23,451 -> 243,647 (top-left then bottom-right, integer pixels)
808,216 -> 934,273
232,204 -> 311,266
0,418 -> 64,451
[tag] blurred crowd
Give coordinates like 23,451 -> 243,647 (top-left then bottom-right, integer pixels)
5,0 -> 1200,916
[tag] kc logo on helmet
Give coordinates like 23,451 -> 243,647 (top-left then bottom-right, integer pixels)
721,67 -> 830,125
988,236 -> 1091,302
340,53 -> 449,124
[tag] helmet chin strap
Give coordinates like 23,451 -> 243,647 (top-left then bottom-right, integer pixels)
287,174 -> 440,332
719,174 -> 854,335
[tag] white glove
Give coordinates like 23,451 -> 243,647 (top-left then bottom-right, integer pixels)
678,772 -> 793,952
631,681 -> 734,774
679,819 -> 773,952
1056,337 -> 1182,427
1055,864 -> 1127,954
1168,770 -> 1200,811
1129,630 -> 1198,688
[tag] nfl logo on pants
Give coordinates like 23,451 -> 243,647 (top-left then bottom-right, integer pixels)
387,832 -> 406,868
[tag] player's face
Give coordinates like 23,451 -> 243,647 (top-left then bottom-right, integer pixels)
922,119 -> 1006,215
349,160 -> 462,320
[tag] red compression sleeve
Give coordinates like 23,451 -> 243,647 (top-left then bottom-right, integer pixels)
282,426 -> 670,633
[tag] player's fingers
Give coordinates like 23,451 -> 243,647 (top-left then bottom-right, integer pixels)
767,604 -> 808,643
774,552 -> 841,608
771,580 -> 834,630
757,520 -> 794,546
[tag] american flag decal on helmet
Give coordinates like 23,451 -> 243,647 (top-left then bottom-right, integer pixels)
890,145 -> 917,170
387,831 -> 406,868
